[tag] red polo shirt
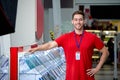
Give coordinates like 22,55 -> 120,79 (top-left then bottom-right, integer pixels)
55,30 -> 104,80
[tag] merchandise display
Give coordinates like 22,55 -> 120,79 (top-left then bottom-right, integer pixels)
0,47 -> 66,80
19,47 -> 66,80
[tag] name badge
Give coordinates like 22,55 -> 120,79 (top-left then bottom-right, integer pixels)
75,51 -> 80,60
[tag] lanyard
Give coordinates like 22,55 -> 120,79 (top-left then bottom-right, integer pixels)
74,30 -> 84,49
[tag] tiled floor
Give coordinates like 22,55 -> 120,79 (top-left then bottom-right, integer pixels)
95,64 -> 120,80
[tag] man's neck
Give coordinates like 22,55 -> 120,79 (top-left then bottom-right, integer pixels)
74,29 -> 84,35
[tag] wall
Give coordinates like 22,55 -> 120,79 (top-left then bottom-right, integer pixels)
11,0 -> 36,47
0,34 -> 10,56
43,9 -> 52,42
43,8 -> 73,42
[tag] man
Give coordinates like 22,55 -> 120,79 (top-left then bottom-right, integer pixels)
29,10 -> 109,80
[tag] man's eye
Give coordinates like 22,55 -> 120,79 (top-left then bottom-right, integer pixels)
74,19 -> 83,21
74,19 -> 78,21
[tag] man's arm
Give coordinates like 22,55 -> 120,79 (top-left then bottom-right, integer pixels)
96,46 -> 109,70
29,41 -> 58,53
87,46 -> 109,76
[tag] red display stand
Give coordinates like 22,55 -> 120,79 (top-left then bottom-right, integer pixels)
10,47 -> 18,80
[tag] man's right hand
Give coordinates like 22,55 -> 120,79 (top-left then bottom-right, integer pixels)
28,47 -> 38,53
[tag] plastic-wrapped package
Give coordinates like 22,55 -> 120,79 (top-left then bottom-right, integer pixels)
0,73 -> 9,80
0,55 -> 9,80
19,47 -> 66,80
19,56 -> 31,73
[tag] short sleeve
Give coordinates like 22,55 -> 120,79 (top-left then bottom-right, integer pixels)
94,36 -> 104,50
55,34 -> 67,47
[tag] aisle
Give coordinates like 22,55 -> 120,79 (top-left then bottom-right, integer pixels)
95,64 -> 120,80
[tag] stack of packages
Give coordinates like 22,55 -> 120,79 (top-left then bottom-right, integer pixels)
19,47 -> 66,80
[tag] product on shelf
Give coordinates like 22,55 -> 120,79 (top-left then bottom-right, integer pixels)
0,55 -> 9,80
19,47 -> 66,80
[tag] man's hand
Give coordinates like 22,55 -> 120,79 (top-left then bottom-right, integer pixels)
28,47 -> 38,53
86,68 -> 99,77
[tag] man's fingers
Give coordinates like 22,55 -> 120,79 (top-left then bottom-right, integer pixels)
86,69 -> 95,77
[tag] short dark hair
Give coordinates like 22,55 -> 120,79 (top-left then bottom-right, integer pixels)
72,10 -> 85,19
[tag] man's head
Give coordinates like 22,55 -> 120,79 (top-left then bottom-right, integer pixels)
71,10 -> 85,31
72,10 -> 85,20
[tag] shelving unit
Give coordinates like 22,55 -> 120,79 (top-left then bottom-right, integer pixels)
86,30 -> 101,38
103,30 -> 117,44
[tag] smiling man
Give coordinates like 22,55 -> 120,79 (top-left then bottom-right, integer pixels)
29,10 -> 109,80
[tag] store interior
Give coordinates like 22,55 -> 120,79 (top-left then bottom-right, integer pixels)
0,0 -> 120,80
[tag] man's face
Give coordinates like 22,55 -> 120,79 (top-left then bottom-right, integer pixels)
72,14 -> 85,30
